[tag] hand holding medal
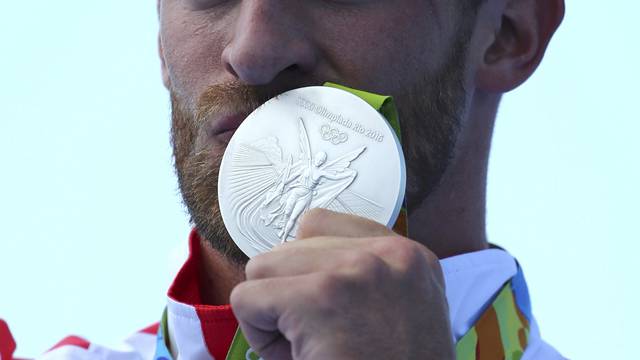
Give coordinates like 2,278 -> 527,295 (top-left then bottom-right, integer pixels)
219,85 -> 455,359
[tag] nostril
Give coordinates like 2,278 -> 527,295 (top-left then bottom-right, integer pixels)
225,62 -> 239,78
222,44 -> 312,85
283,64 -> 299,73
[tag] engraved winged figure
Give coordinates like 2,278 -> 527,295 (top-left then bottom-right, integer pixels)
229,117 -> 383,253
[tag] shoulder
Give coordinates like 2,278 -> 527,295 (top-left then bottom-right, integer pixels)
440,250 -> 566,360
521,318 -> 566,360
31,323 -> 159,360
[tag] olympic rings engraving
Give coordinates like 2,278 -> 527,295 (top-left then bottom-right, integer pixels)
320,124 -> 349,145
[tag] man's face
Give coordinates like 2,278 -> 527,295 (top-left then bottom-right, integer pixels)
159,0 -> 479,263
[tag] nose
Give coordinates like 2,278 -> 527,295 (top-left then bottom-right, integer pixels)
221,1 -> 318,85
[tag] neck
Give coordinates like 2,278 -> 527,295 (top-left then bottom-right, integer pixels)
408,91 -> 499,258
198,241 -> 246,305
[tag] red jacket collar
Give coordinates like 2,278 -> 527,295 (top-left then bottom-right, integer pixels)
167,229 -> 238,359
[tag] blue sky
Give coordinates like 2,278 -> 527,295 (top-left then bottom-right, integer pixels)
1,1 -> 638,358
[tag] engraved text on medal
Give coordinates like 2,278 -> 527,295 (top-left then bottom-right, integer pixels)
296,96 -> 385,143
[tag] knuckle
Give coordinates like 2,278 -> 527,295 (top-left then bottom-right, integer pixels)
229,282 -> 250,311
373,236 -> 435,271
313,272 -> 352,306
372,235 -> 407,256
303,274 -> 340,312
312,270 -> 370,308
244,255 -> 270,279
316,272 -> 344,294
401,242 -> 426,266
344,250 -> 372,267
345,250 -> 387,279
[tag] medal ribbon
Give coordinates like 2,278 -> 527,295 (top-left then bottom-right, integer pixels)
322,82 -> 408,237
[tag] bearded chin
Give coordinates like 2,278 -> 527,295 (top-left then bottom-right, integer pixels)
171,95 -> 250,266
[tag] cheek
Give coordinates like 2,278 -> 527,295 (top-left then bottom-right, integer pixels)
318,5 -> 448,97
161,14 -> 232,103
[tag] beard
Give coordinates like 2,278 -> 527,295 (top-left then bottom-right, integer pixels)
396,33 -> 471,211
171,84 -> 282,265
170,28 -> 471,266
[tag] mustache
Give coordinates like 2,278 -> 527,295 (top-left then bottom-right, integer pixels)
194,79 -> 325,125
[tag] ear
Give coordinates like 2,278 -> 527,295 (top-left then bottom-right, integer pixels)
158,0 -> 171,89
476,0 -> 565,93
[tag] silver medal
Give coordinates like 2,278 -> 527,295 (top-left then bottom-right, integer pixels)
218,86 -> 406,258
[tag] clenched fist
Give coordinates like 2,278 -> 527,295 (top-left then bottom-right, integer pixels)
230,209 -> 455,360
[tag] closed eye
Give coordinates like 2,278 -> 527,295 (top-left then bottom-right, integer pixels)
185,0 -> 232,11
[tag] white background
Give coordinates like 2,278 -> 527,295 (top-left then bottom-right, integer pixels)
1,1 -> 638,358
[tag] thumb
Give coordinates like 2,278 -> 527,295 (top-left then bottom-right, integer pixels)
295,208 -> 394,240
